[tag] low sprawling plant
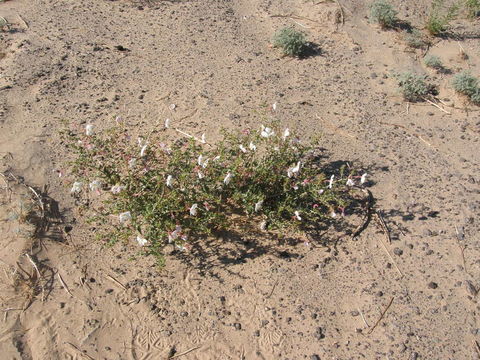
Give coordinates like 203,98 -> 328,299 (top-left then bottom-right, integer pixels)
404,29 -> 430,49
369,0 -> 398,28
425,0 -> 460,35
273,27 -> 307,57
465,0 -> 480,18
395,72 -> 434,101
452,71 -> 480,104
424,55 -> 443,69
65,120 -> 363,262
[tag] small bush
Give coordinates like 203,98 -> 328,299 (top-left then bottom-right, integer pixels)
426,0 -> 459,36
369,0 -> 398,28
395,72 -> 433,101
272,27 -> 307,57
465,0 -> 480,18
452,71 -> 480,105
451,71 -> 479,96
404,29 -> 429,49
65,120 -> 360,261
424,55 -> 443,69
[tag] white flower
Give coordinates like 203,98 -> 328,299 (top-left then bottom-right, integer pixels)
282,128 -> 290,141
213,155 -> 221,161
128,158 -> 137,168
190,203 -> 198,216
140,144 -> 148,157
201,133 -> 206,144
259,221 -> 267,231
330,211 -> 337,218
272,102 -> 277,111
168,225 -> 182,243
287,161 -> 301,178
115,116 -> 123,124
137,137 -> 146,146
111,185 -> 125,194
166,175 -> 173,187
198,171 -> 204,179
197,155 -> 203,166
164,118 -> 171,128
249,142 -> 256,151
71,181 -> 83,194
201,158 -> 209,168
254,200 -> 263,212
169,103 -> 176,110
294,211 -> 302,221
360,173 -> 368,184
346,178 -> 355,187
136,235 -> 148,246
261,125 -> 275,138
318,189 -> 324,195
119,211 -> 132,224
85,124 -> 94,136
223,172 -> 232,185
239,144 -> 247,153
328,175 -> 335,189
89,180 -> 102,192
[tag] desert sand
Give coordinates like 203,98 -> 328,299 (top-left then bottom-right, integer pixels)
1,0 -> 479,359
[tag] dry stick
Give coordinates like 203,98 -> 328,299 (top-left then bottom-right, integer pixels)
105,274 -> 127,291
17,14 -> 29,29
474,340 -> 480,356
376,211 -> 391,244
455,225 -> 469,275
335,0 -> 345,25
174,128 -> 208,145
352,188 -> 374,239
358,307 -> 370,328
378,236 -> 404,278
57,272 -> 73,297
65,342 -> 95,360
377,121 -> 433,148
368,297 -> 394,334
267,279 -> 279,299
169,346 -> 201,359
25,254 -> 41,279
422,97 -> 451,114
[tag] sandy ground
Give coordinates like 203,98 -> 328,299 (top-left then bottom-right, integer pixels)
1,0 -> 480,359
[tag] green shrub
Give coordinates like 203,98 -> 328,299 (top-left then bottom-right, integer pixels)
426,0 -> 460,35
395,72 -> 433,101
465,0 -> 480,18
66,120 -> 358,261
424,55 -> 443,69
272,27 -> 307,57
471,88 -> 480,104
369,0 -> 398,28
451,71 -> 479,96
404,29 -> 429,49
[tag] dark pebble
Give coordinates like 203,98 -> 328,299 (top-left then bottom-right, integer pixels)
234,323 -> 242,330
311,355 -> 321,360
428,282 -> 438,289
393,248 -> 403,256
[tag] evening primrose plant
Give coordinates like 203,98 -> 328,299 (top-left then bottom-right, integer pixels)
66,120 -> 363,260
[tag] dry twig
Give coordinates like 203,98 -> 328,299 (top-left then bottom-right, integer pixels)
57,272 -> 73,297
105,274 -> 126,291
169,346 -> 201,359
378,236 -> 404,277
368,297 -> 394,334
375,211 -> 391,244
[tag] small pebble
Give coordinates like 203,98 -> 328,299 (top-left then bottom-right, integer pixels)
428,282 -> 438,289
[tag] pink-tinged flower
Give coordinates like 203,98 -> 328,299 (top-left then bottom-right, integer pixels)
85,124 -> 94,136
346,178 -> 355,187
140,144 -> 148,157
203,202 -> 211,211
282,128 -> 290,140
111,185 -> 125,194
242,129 -> 251,135
302,178 -> 312,185
294,211 -> 302,221
190,203 -> 198,216
339,206 -> 346,217
313,204 -> 319,209
249,142 -> 256,151
168,225 -> 182,243
166,175 -> 173,187
89,180 -> 102,192
71,181 -> 83,194
287,161 -> 301,178
115,116 -> 123,124
360,173 -> 368,184
328,175 -> 334,189
136,235 -> 148,246
128,158 -> 137,168
159,143 -> 172,154
164,118 -> 171,128
239,144 -> 247,153
254,200 -> 263,212
318,189 -> 324,195
119,211 -> 132,224
261,125 -> 275,138
259,221 -> 267,230
223,172 -> 232,185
